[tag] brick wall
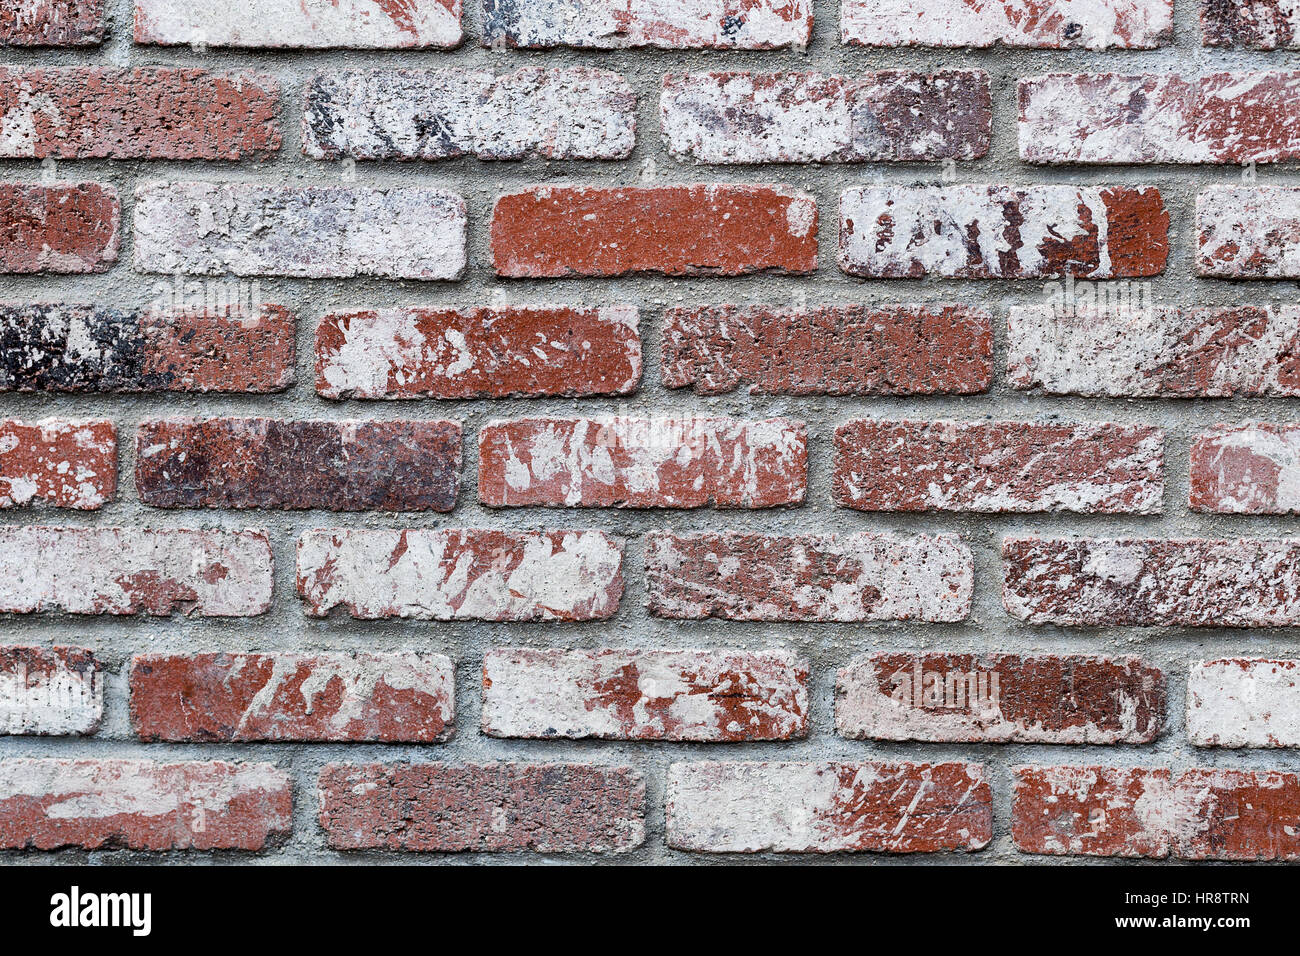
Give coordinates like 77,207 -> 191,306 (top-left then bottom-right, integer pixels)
1,0 -> 1299,863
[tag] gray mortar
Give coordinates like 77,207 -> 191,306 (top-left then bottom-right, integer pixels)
0,0 -> 1298,865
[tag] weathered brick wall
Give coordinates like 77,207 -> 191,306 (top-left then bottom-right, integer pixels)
1,0 -> 1299,863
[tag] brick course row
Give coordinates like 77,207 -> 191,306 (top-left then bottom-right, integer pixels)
10,1 -> 1288,52
10,647 -> 1298,745
0,646 -> 1179,744
13,414 -> 1300,515
25,65 -> 1300,165
16,65 -> 1300,165
3,754 -> 1298,858
6,529 -> 1300,628
17,182 -> 1300,279
11,303 -> 1300,401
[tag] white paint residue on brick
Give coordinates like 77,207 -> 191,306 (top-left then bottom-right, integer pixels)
668,761 -> 841,852
135,0 -> 462,48
0,655 -> 101,735
133,182 -> 467,280
297,529 -> 622,620
482,648 -> 806,740
0,528 -> 272,616
841,0 -> 1171,48
0,759 -> 288,821
1189,659 -> 1300,747
233,653 -> 453,735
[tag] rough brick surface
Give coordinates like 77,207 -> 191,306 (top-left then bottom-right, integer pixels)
131,653 -> 454,743
0,647 -> 102,736
0,418 -> 116,510
1013,766 -> 1300,860
666,761 -> 992,853
0,68 -> 280,160
482,648 -> 809,741
1008,304 -> 1300,397
1203,0 -> 1300,47
662,304 -> 993,396
0,759 -> 291,851
316,305 -> 639,400
319,762 -> 645,852
135,0 -> 462,48
836,653 -> 1164,744
479,416 -> 806,509
661,71 -> 990,163
0,528 -> 273,617
1003,536 -> 1300,627
0,304 -> 294,393
136,418 -> 461,512
304,68 -> 634,160
0,183 -> 118,274
647,531 -> 973,622
492,185 -> 817,277
1188,659 -> 1300,747
833,420 -> 1164,513
841,0 -> 1172,48
134,182 -> 466,280
297,529 -> 623,621
482,0 -> 812,48
838,185 -> 1168,279
1198,186 -> 1300,278
1,1 -> 103,45
8,0 -> 1297,872
1021,72 -> 1300,164
1190,423 -> 1300,513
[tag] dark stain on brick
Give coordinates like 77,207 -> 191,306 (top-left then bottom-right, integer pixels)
136,418 -> 461,512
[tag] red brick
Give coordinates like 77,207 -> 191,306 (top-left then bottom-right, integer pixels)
0,68 -> 279,160
0,1 -> 103,45
1190,424 -> 1300,513
662,304 -> 993,396
135,0 -> 462,48
837,653 -> 1164,744
0,304 -> 295,393
647,531 -> 973,622
482,648 -> 809,741
0,527 -> 272,617
134,183 -> 465,281
1008,304 -> 1300,397
318,762 -> 645,852
1013,765 -> 1300,860
136,418 -> 460,512
839,184 -> 1168,279
1021,72 -> 1300,164
667,761 -> 991,853
482,0 -> 812,48
834,420 -> 1163,513
661,70 -> 990,163
1003,536 -> 1300,627
297,529 -> 623,621
0,759 -> 291,851
316,305 -> 639,400
478,416 -> 806,509
131,653 -> 454,743
303,68 -> 634,161
0,418 -> 116,510
842,0 -> 1172,47
1198,186 -> 1300,278
1203,0 -> 1300,48
0,183 -> 118,274
0,647 -> 102,735
491,185 -> 817,278
1187,658 -> 1300,747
